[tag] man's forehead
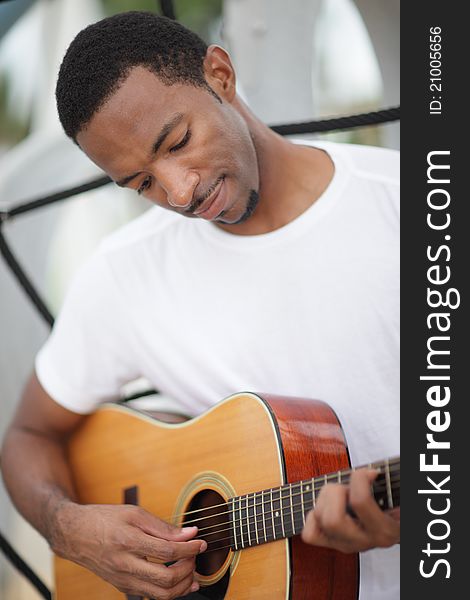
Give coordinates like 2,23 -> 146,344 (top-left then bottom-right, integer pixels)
78,68 -> 191,146
101,66 -> 185,119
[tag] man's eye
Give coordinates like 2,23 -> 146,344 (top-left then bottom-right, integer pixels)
170,129 -> 191,153
137,177 -> 151,195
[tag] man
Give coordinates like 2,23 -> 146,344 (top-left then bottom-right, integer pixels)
1,11 -> 399,600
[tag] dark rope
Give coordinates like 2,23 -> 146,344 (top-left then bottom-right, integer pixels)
271,106 -> 400,135
0,224 -> 54,327
0,531 -> 52,600
3,175 -> 111,221
159,0 -> 176,20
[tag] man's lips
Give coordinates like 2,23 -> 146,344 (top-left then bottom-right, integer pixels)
193,177 -> 226,220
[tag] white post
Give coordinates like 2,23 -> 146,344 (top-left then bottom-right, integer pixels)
353,0 -> 400,148
223,0 -> 322,124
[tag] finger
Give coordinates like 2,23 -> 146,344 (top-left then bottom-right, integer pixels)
154,560 -> 199,599
349,468 -> 380,508
176,577 -> 201,599
349,470 -> 399,544
128,507 -> 200,542
315,483 -> 354,537
307,483 -> 371,552
166,571 -> 200,599
301,509 -> 325,545
133,534 -> 206,563
123,570 -> 198,600
346,469 -> 379,519
301,508 -> 361,550
131,556 -> 196,589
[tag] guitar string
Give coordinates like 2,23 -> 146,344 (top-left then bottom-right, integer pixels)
163,459 -> 400,523
197,492 -> 403,548
170,457 -> 399,522
172,468 -> 400,529
194,480 -> 401,541
199,481 -> 402,555
201,483 -> 402,553
175,470 -> 401,530
193,475 -> 401,536
167,459 -> 400,522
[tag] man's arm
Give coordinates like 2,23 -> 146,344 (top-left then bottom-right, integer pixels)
1,371 -> 205,599
301,468 -> 400,553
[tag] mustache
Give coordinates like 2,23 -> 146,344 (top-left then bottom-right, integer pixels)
186,175 -> 225,214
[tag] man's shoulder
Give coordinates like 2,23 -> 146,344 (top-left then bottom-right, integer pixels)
336,142 -> 399,185
298,139 -> 399,186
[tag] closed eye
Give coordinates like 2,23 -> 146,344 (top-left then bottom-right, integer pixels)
137,176 -> 152,195
170,129 -> 191,153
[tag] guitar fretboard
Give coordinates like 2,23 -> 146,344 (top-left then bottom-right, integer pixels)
227,457 -> 400,551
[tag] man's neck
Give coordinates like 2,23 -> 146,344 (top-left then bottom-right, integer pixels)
216,99 -> 335,236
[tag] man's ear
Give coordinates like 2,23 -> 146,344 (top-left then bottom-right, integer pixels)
203,45 -> 237,102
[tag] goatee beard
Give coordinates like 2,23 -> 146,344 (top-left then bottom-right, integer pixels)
217,189 -> 260,225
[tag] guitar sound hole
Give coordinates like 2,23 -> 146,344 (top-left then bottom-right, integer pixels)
183,489 -> 230,577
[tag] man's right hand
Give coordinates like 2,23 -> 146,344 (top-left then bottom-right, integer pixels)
1,373 -> 206,598
52,502 -> 206,599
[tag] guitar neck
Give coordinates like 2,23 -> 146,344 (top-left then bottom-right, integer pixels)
228,457 -> 400,551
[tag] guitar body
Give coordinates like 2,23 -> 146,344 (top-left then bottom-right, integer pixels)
54,392 -> 358,599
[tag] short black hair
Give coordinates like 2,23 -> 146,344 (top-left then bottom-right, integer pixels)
56,11 -> 212,140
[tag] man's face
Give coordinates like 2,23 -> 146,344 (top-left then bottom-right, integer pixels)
76,66 -> 260,226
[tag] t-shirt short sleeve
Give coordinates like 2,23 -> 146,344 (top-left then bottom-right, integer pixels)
35,251 -> 140,413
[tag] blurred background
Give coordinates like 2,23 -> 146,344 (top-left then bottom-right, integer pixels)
0,0 -> 399,597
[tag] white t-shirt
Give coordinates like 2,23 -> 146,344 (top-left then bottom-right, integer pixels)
36,141 -> 400,600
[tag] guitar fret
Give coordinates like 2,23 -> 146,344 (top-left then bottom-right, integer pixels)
280,487 -> 291,537
238,496 -> 245,549
245,494 -> 253,547
270,488 -> 276,540
277,488 -> 285,538
229,498 -> 238,551
300,481 -> 306,526
245,495 -> 251,546
248,493 -> 256,547
301,479 -> 314,514
271,488 -> 284,540
291,483 -> 305,534
368,462 -> 383,508
261,490 -> 267,543
289,483 -> 296,535
253,492 -> 260,545
373,469 -> 387,509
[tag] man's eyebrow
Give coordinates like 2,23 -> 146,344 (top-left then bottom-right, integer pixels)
115,112 -> 185,187
151,112 -> 185,155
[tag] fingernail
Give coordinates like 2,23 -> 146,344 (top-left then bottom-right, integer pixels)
182,526 -> 197,532
191,582 -> 200,592
199,540 -> 208,553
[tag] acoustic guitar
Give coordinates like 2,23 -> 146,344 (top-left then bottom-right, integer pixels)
54,392 -> 400,599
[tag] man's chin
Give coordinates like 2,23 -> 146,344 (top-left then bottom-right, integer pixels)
215,189 -> 260,225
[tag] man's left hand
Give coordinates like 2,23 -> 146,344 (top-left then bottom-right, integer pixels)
300,468 -> 400,553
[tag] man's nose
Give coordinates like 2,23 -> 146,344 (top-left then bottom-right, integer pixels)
155,162 -> 200,209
